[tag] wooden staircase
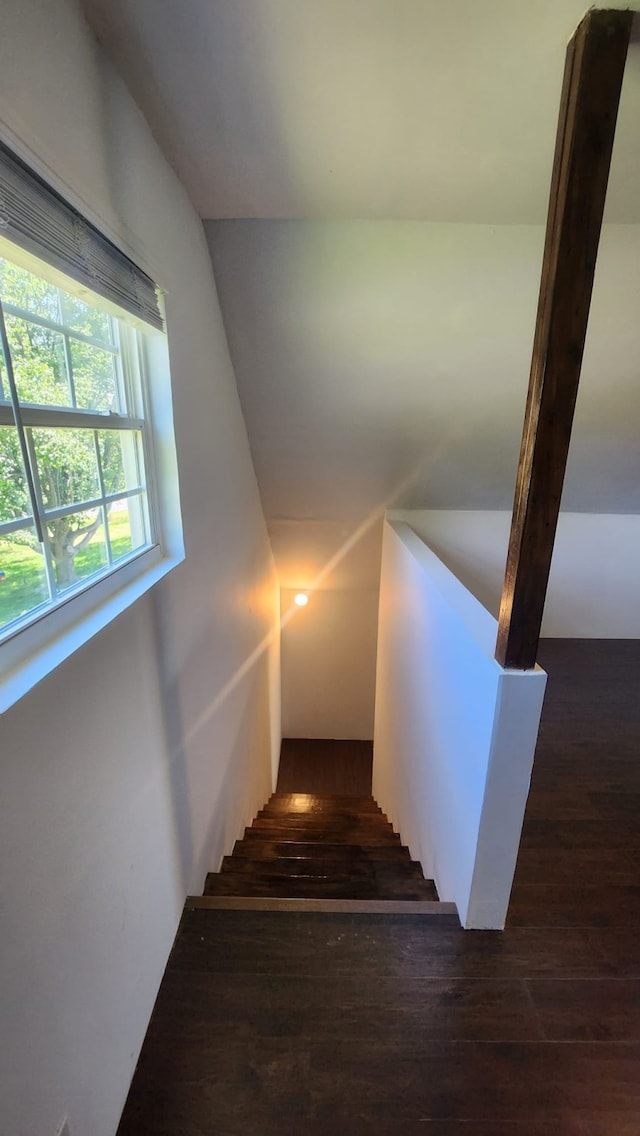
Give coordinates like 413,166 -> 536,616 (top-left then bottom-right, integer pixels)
202,792 -> 439,901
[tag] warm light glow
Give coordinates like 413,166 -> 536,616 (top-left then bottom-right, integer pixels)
173,440 -> 455,756
292,794 -> 314,812
294,592 -> 309,607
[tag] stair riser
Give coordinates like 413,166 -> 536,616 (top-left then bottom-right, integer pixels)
231,840 -> 414,862
204,875 -> 437,901
221,856 -> 427,881
255,813 -> 393,826
249,819 -> 397,834
243,828 -> 402,845
260,805 -> 384,817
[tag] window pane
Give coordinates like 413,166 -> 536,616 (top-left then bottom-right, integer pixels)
0,425 -> 32,522
0,258 -> 61,322
0,527 -> 49,632
31,428 -> 100,511
5,313 -> 71,407
47,507 -> 107,592
59,291 -> 113,346
70,339 -> 119,412
0,352 -> 7,401
98,430 -> 143,495
108,495 -> 149,561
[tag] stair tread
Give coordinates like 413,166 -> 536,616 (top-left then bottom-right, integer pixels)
204,872 -> 437,901
268,793 -> 380,808
231,839 -> 414,861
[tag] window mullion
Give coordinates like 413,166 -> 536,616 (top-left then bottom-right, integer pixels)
22,426 -> 56,602
1,301 -> 120,354
0,514 -> 36,536
18,406 -> 143,431
111,318 -> 129,415
94,428 -> 113,566
135,335 -> 158,545
0,297 -> 45,547
62,331 -> 77,409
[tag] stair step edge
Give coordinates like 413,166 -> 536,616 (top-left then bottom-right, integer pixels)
187,895 -> 458,917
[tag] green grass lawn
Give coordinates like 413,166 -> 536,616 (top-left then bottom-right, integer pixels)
0,512 -> 135,630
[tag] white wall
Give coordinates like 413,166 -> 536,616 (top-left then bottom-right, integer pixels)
281,587 -> 378,738
0,4 -> 280,1135
392,510 -> 640,637
271,519 -> 382,739
373,521 -> 546,928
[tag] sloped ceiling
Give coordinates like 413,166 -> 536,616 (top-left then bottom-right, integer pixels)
81,0 -> 640,586
80,0 -> 640,223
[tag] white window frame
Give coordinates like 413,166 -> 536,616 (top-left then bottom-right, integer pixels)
0,251 -> 184,712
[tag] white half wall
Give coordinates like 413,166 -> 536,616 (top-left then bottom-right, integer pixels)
0,4 -> 280,1136
373,520 -> 546,928
391,510 -> 640,638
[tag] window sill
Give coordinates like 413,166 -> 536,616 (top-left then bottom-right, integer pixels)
0,545 -> 184,712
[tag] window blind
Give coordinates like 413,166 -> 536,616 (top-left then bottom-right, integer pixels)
0,141 -> 163,331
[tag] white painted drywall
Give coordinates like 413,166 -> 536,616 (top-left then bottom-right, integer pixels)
81,0 -> 640,224
392,510 -> 640,638
206,219 -> 640,524
272,518 -> 381,739
0,4 -> 280,1135
281,586 -> 379,738
373,520 -> 546,928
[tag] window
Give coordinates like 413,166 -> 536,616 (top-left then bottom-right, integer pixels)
0,140 -> 183,710
0,254 -> 156,641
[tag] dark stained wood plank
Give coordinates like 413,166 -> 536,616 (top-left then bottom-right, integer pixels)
495,10 -> 632,669
527,978 -> 640,1041
135,968 -> 546,1043
519,787 -> 602,820
306,1041 -> 640,1119
276,738 -> 373,795
513,846 -> 640,887
118,640 -> 640,1133
231,839 -> 414,862
207,784 -> 438,901
364,1121 -> 640,1136
518,817 -> 640,851
118,971 -> 640,1132
220,855 -> 376,877
261,793 -> 382,814
204,870 -> 437,901
222,854 -> 425,880
166,911 -> 640,981
242,824 -> 402,845
507,884 -> 640,928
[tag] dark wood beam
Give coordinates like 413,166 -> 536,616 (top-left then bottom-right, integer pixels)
495,9 -> 632,670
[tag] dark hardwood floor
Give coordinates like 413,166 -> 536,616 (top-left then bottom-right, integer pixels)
117,639 -> 640,1135
509,639 -> 640,930
276,738 -> 373,796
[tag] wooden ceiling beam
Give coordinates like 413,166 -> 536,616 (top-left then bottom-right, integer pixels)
495,9 -> 633,670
